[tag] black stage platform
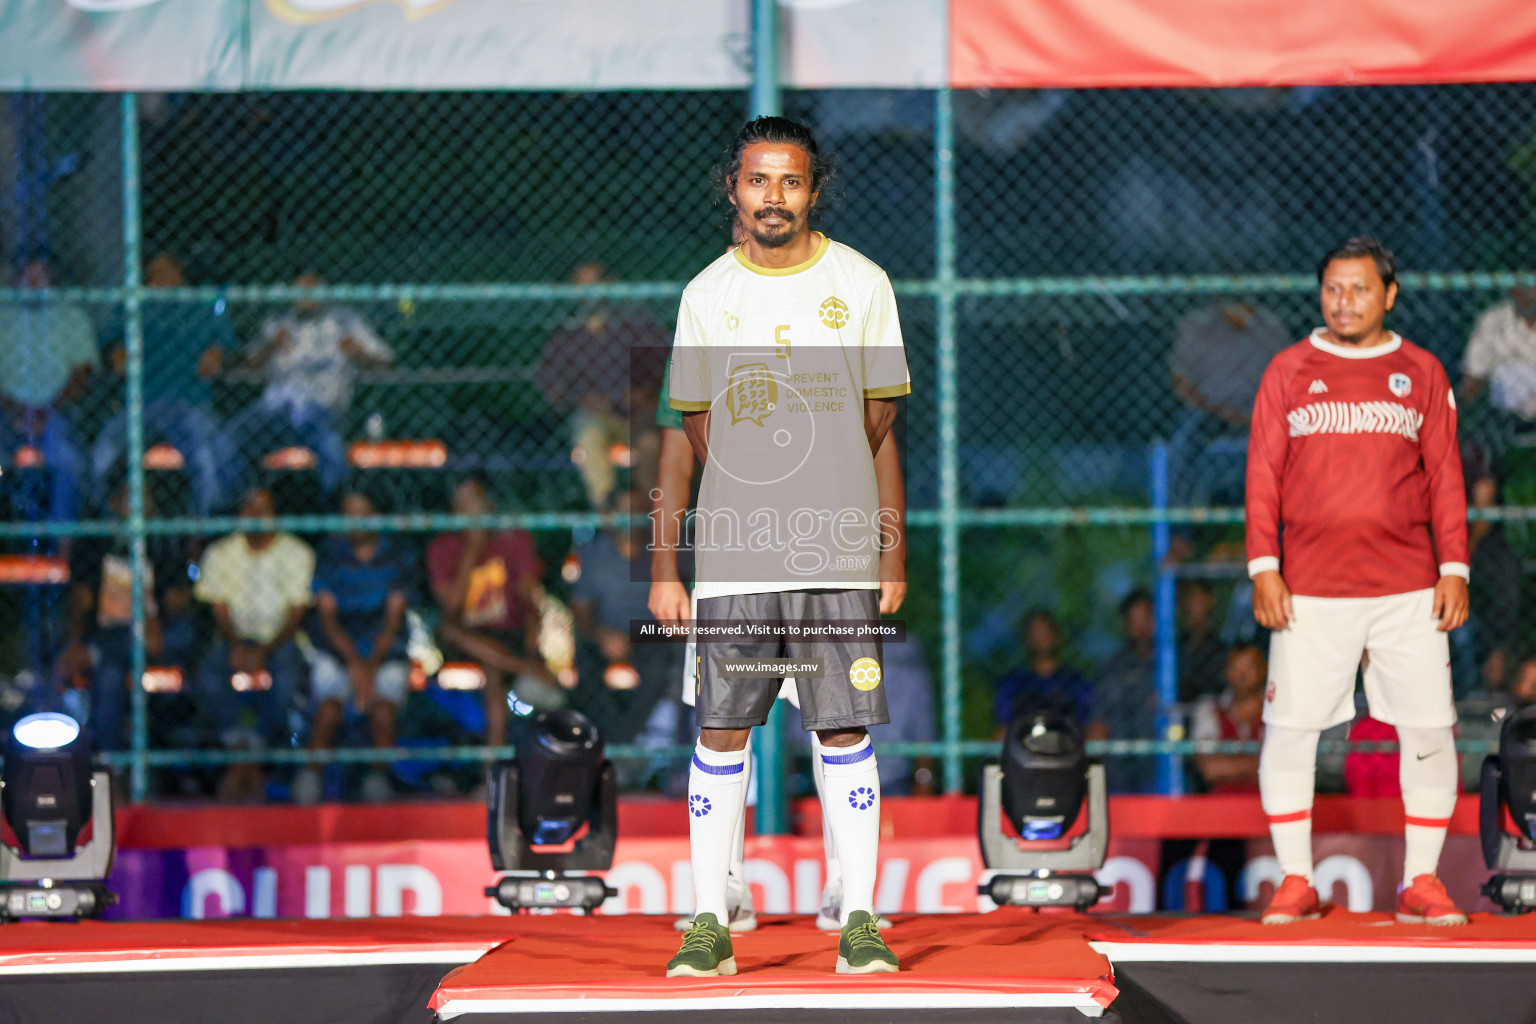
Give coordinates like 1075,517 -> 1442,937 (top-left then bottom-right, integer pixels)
6,911 -> 1536,1024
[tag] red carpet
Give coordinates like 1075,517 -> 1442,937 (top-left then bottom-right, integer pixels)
429,911 -> 1117,1017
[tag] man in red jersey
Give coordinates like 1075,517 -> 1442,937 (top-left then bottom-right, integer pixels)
1246,236 -> 1470,926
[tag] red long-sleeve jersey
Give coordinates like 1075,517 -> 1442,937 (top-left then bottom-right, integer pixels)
1245,330 -> 1468,598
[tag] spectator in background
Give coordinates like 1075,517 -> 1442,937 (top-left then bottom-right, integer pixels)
1169,299 -> 1291,503
569,489 -> 682,745
1171,300 -> 1293,429
1463,442 -> 1521,696
195,486 -> 313,801
293,488 -> 416,805
1092,589 -> 1159,793
1190,644 -> 1266,792
1177,579 -> 1228,703
1161,643 -> 1266,913
0,254 -> 98,521
91,251 -> 240,517
1342,714 -> 1402,798
536,262 -> 668,509
1459,285 -> 1536,428
873,635 -> 937,796
56,480 -> 197,752
992,609 -> 1094,734
427,475 -> 554,747
230,271 -> 391,493
1500,653 -> 1536,713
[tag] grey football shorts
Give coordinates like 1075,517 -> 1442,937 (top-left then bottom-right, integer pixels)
694,589 -> 888,732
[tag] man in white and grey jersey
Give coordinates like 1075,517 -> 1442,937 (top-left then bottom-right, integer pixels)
665,116 -> 907,979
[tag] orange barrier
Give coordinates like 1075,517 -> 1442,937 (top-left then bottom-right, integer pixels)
346,439 -> 447,469
0,555 -> 69,585
260,446 -> 318,471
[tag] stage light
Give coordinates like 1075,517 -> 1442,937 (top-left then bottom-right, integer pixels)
0,712 -> 117,920
978,713 -> 1110,911
485,709 -> 617,912
1481,704 -> 1536,912
12,712 -> 80,752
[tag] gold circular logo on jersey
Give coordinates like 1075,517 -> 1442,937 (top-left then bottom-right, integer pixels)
849,656 -> 882,691
819,296 -> 851,330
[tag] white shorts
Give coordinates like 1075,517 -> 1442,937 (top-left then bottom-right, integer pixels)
1264,588 -> 1455,731
310,651 -> 411,708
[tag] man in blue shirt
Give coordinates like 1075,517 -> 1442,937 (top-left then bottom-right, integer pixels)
1093,590 -> 1159,794
293,488 -> 417,804
90,251 -> 239,516
570,489 -> 683,745
0,254 -> 98,522
992,609 -> 1094,733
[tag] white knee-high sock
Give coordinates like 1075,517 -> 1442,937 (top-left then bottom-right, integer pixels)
1398,726 -> 1458,885
728,738 -> 752,886
818,735 -> 879,925
1259,725 -> 1320,883
810,734 -> 841,889
689,743 -> 748,922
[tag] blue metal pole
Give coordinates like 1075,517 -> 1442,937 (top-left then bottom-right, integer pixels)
122,94 -> 149,803
750,0 -> 780,119
749,0 -> 788,836
934,89 -> 962,794
1149,442 -> 1182,795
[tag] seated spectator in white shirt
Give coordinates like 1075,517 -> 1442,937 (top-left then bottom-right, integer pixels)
229,271 -> 391,493
194,486 -> 315,801
1460,286 -> 1536,420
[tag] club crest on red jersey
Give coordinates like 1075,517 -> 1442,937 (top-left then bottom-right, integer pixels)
1389,373 -> 1411,397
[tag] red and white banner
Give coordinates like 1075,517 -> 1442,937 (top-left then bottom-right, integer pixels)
951,0 -> 1536,88
9,0 -> 1532,92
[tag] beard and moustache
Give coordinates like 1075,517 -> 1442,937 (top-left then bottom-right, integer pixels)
745,205 -> 800,249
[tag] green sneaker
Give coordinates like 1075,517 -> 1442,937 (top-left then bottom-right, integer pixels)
666,913 -> 737,978
836,910 -> 899,974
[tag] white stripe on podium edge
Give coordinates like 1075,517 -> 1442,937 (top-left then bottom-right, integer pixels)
0,948 -> 490,975
434,993 -> 1105,1020
1092,941 -> 1536,963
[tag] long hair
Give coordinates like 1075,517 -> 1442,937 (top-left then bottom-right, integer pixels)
710,116 -> 840,215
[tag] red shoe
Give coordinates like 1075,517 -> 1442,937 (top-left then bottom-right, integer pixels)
1261,875 -> 1321,924
1396,874 -> 1467,925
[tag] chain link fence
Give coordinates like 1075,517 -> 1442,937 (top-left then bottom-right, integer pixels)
1,85 -> 1534,802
